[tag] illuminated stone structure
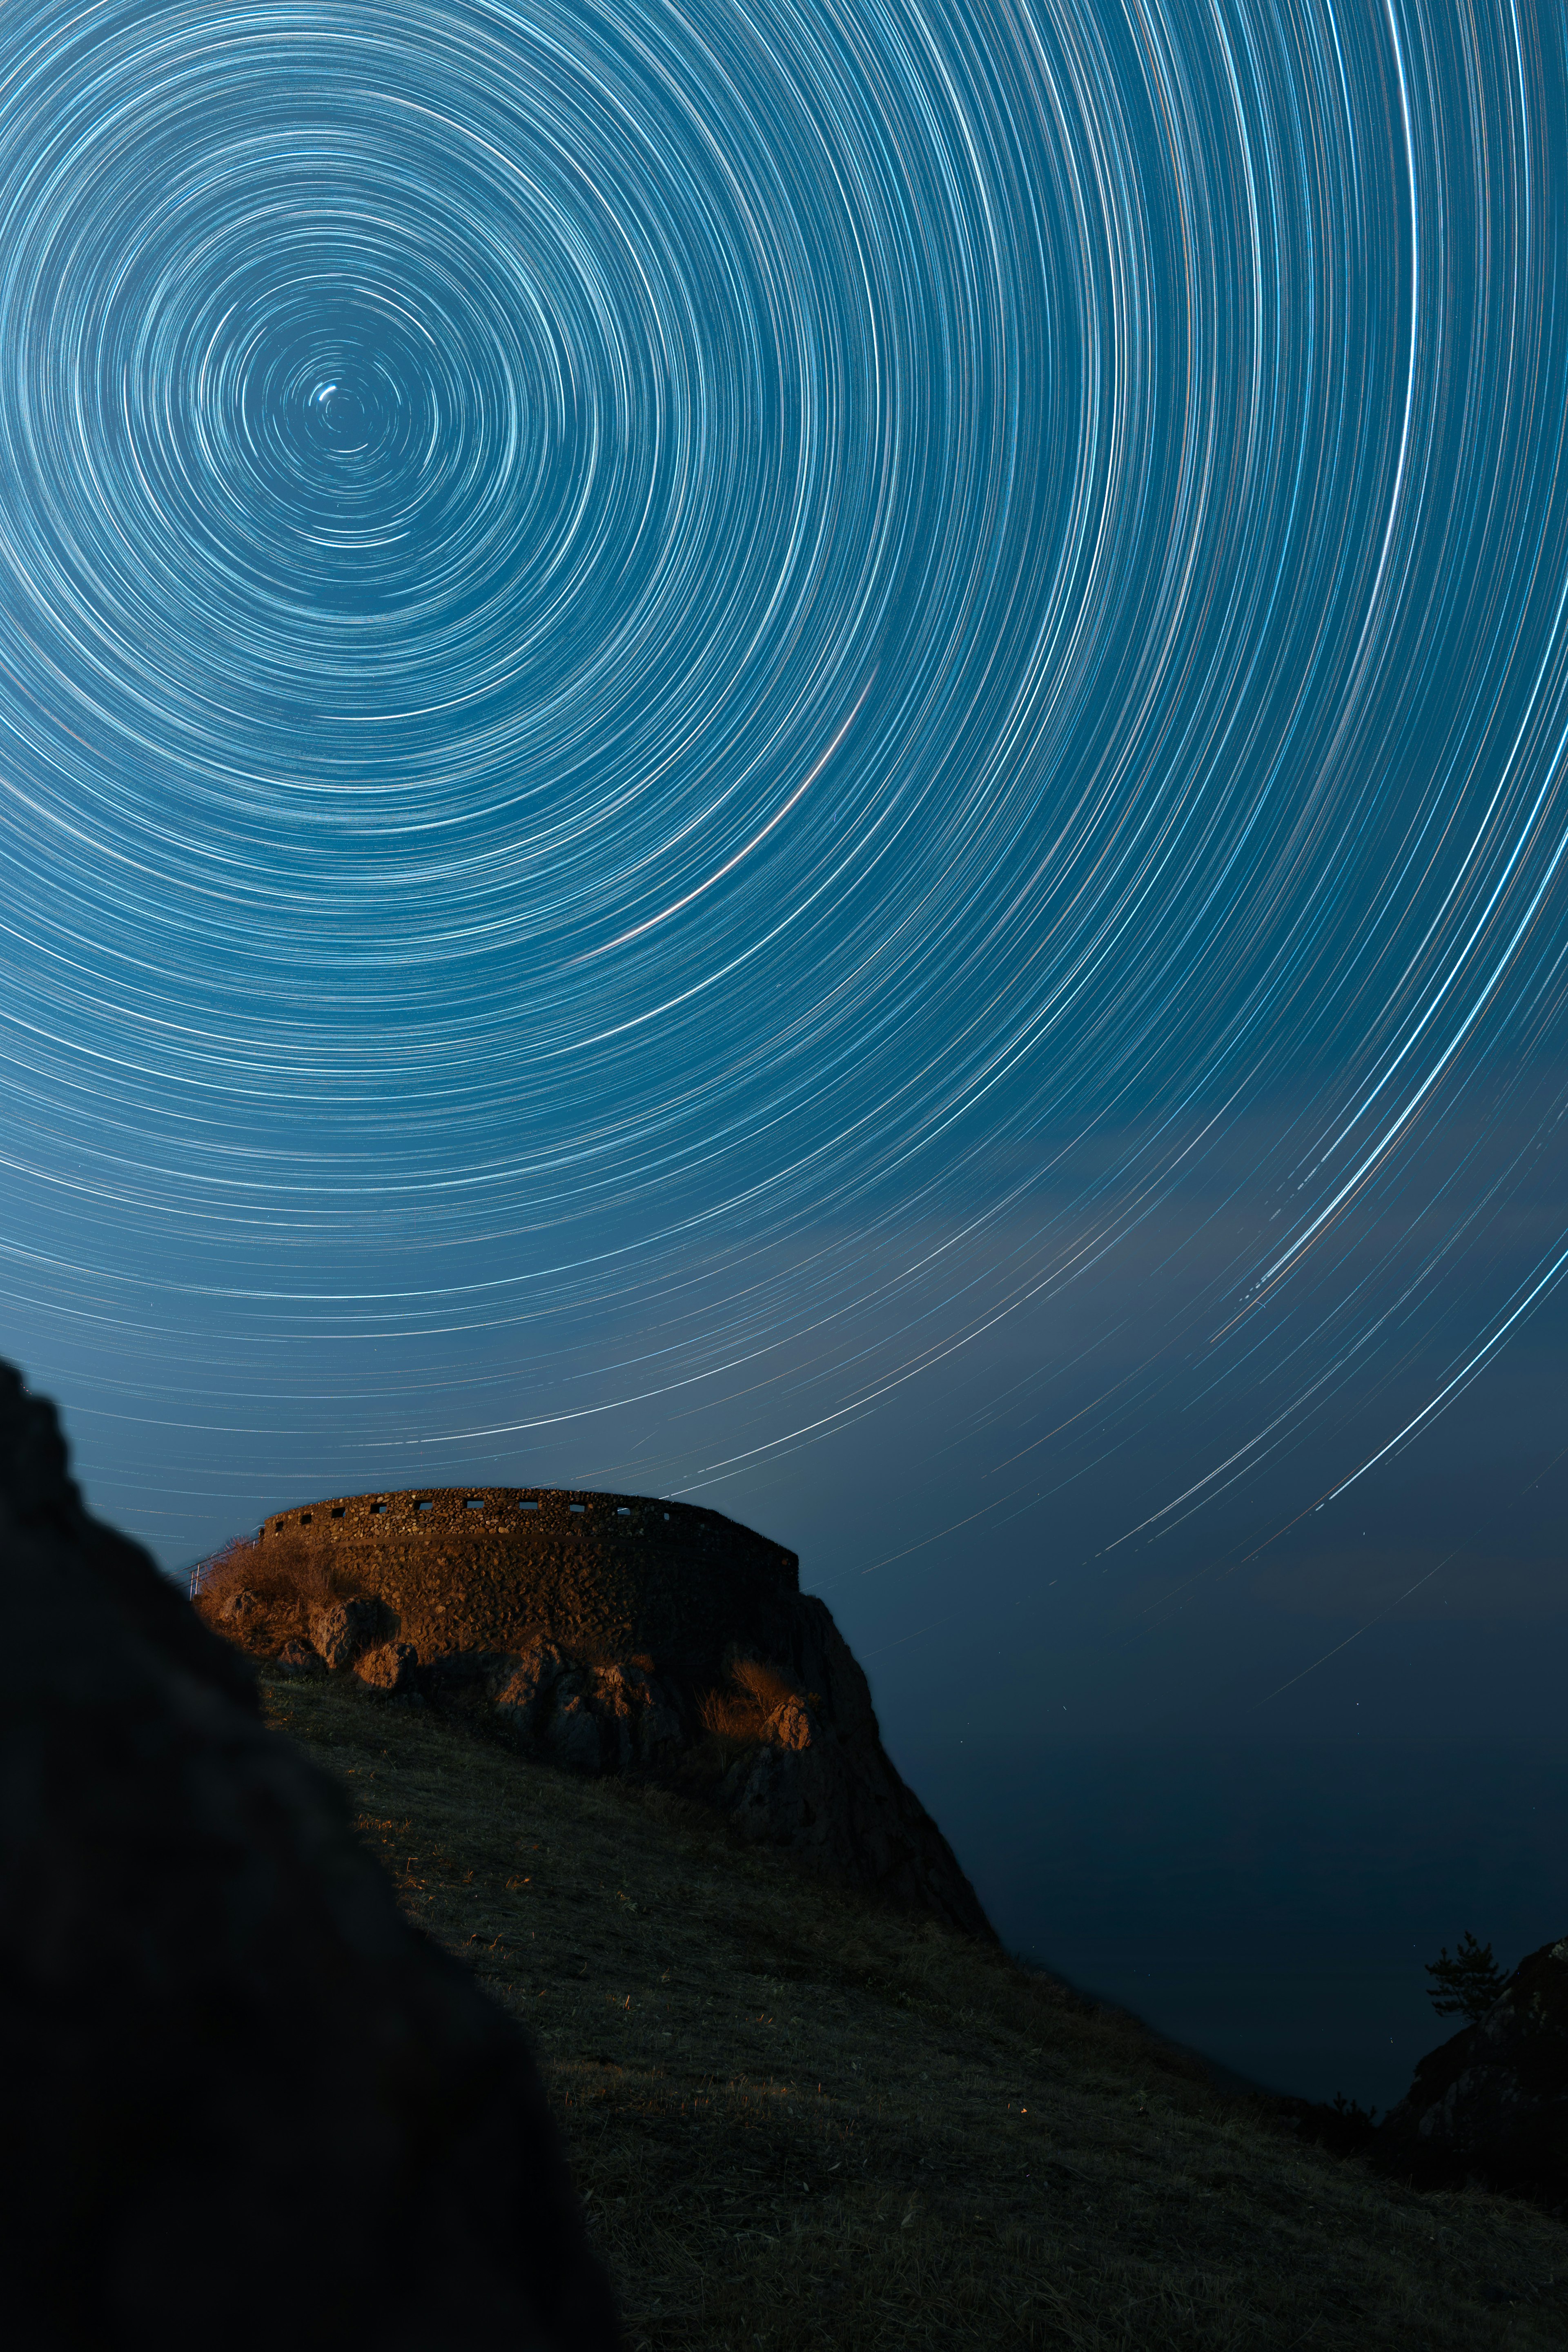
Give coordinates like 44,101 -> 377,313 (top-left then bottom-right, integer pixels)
221,1483 -> 992,1939
252,1485 -> 797,1681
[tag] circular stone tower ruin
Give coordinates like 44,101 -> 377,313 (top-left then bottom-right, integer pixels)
247,1484 -> 799,1684
207,1484 -> 993,1941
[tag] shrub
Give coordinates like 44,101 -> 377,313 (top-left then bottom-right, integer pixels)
697,1655 -> 803,1753
193,1530 -> 367,1656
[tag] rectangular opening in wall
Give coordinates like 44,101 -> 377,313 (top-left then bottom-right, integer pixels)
520,1499 -> 539,1511
370,1502 -> 387,1515
465,1498 -> 484,1510
330,1507 -> 344,1519
570,1502 -> 586,1513
417,1500 -> 434,1512
617,1505 -> 630,1515
274,1521 -> 285,1532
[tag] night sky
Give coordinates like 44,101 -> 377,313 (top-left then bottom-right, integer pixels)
3,0 -> 1567,2106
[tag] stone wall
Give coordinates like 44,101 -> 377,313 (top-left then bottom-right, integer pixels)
236,1485 -> 797,1682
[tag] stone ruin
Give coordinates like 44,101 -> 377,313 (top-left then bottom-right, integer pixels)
202,1483 -> 994,1941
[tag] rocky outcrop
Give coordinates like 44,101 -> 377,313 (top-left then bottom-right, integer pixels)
0,1365 -> 621,2350
428,1599 -> 991,1934
713,1592 -> 995,1931
1377,1937 -> 1568,2205
417,1617 -> 993,1937
202,1485 -> 995,1941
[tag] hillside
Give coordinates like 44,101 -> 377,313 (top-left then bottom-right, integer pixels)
262,1668 -> 1568,2351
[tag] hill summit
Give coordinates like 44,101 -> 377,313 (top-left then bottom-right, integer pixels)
198,1483 -> 992,1940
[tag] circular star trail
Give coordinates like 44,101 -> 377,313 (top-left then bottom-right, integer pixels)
1,0 -> 1566,1570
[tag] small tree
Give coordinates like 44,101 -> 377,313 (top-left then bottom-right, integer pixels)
1425,1931 -> 1507,2022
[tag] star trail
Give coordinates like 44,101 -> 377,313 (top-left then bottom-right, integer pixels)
2,0 -> 1566,1669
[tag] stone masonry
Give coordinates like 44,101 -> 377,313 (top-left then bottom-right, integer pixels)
210,1486 -> 994,1940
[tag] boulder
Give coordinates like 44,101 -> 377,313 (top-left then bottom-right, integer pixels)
491,1643 -> 565,1740
309,1593 -> 389,1670
272,1637 -> 323,1677
354,1638 -> 420,1694
0,1363 -> 621,2350
548,1685 -> 608,1771
1378,1937 -> 1568,2204
594,1660 -> 684,1768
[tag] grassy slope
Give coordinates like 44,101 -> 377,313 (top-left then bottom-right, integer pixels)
261,1670 -> 1568,2352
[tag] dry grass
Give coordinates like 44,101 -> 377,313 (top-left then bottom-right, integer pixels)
259,1668 -> 1568,2352
697,1655 -> 817,1751
194,1533 -> 366,1652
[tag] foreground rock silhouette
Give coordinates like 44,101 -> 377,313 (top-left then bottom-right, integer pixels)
0,1365 -> 621,2350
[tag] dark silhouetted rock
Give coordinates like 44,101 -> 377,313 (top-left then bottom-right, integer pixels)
0,1363 -> 622,2350
207,1486 -> 995,1940
1378,1937 -> 1568,2205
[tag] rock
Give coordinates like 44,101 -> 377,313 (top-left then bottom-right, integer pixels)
547,1686 -> 608,1771
309,1594 -> 389,1671
735,1595 -> 995,1938
492,1643 -> 566,1740
723,1741 -> 826,1845
0,1363 -> 621,2350
354,1639 -> 419,1694
1378,1937 -> 1568,2204
491,1653 -> 690,1775
591,1661 -> 684,1769
631,1676 -> 684,1765
218,1588 -> 261,1626
765,1693 -> 818,1752
272,1638 -> 323,1677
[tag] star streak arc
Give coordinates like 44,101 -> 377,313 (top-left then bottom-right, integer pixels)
0,0 -> 1563,1601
